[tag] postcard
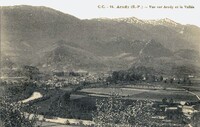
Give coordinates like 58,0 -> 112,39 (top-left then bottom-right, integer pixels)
0,0 -> 200,126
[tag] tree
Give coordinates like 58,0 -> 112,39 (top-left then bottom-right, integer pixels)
190,112 -> 200,127
177,79 -> 181,84
173,65 -> 196,79
162,98 -> 167,104
170,78 -> 174,84
22,65 -> 40,80
93,94 -> 155,126
159,76 -> 163,82
112,71 -> 119,82
183,77 -> 187,84
0,96 -> 38,127
169,98 -> 174,105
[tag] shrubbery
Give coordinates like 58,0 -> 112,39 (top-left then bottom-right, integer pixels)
93,94 -> 155,127
0,96 -> 38,127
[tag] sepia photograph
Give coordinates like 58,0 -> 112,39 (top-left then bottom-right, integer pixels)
0,0 -> 200,126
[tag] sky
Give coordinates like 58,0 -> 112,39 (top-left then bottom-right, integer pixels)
0,0 -> 200,27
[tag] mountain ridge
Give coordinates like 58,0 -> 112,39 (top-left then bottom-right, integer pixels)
1,5 -> 200,71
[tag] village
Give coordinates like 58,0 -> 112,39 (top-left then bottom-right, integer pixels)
1,65 -> 200,126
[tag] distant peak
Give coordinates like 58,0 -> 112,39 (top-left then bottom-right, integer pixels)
159,18 -> 177,23
94,17 -> 181,27
111,17 -> 144,25
161,18 -> 174,21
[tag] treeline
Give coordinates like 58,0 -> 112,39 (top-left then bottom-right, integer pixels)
107,66 -> 158,83
107,66 -> 194,84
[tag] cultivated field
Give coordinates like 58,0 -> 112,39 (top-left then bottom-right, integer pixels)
79,86 -> 199,102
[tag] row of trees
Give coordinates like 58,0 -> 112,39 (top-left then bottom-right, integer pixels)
107,66 -> 158,83
107,66 -> 194,84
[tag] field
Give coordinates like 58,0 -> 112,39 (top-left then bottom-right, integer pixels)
1,81 -> 200,126
78,85 -> 199,102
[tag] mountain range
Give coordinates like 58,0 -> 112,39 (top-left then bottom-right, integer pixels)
1,5 -> 200,73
